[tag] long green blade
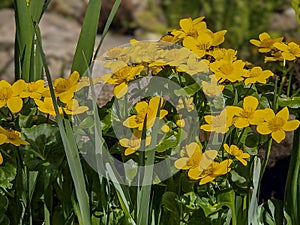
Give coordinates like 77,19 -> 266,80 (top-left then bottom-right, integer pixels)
71,0 -> 101,76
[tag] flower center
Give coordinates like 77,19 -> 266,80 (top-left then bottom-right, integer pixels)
0,87 -> 13,100
219,63 -> 233,75
187,151 -> 201,167
135,108 -> 148,124
239,110 -> 253,119
55,80 -> 70,94
27,82 -> 39,92
268,117 -> 285,131
6,130 -> 21,140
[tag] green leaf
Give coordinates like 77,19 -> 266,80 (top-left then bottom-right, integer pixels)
0,163 -> 17,193
278,97 -> 300,109
174,83 -> 201,97
292,0 -> 300,25
161,192 -> 180,219
245,132 -> 259,148
71,0 -> 101,75
156,134 -> 178,153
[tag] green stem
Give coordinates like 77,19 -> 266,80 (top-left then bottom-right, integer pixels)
284,127 -> 300,224
258,138 -> 273,198
287,69 -> 293,97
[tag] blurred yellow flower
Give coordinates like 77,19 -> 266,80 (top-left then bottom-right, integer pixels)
256,107 -> 300,143
0,126 -> 29,146
202,76 -> 224,98
176,119 -> 185,128
244,66 -> 274,86
119,131 -> 151,156
209,59 -> 247,83
200,109 -> 233,134
0,80 -> 24,113
174,142 -> 218,180
224,144 -> 250,166
176,97 -> 194,112
63,99 -> 88,115
198,159 -> 232,185
273,41 -> 300,61
161,124 -> 170,133
123,96 -> 168,130
162,48 -> 191,67
35,97 -> 63,116
250,32 -> 283,53
207,48 -> 237,61
102,64 -> 144,98
20,80 -> 45,100
177,55 -> 209,75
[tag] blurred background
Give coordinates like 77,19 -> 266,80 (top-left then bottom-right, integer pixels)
0,0 -> 299,83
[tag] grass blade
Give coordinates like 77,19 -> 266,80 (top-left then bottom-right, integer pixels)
71,0 -> 101,75
35,25 -> 91,225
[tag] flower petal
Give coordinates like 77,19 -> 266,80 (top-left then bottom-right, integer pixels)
276,107 -> 289,121
114,82 -> 128,98
283,120 -> 300,131
186,142 -> 201,158
256,123 -> 272,135
272,130 -> 286,143
243,96 -> 258,111
7,97 -> 23,113
123,116 -> 139,128
174,158 -> 190,170
188,167 -> 202,180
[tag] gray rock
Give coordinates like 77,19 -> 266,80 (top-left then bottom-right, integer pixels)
0,9 -> 132,83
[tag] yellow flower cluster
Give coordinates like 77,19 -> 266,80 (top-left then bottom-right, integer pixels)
174,142 -> 236,185
201,96 -> 300,143
120,96 -> 167,155
102,40 -> 209,98
0,71 -> 89,116
250,32 -> 300,62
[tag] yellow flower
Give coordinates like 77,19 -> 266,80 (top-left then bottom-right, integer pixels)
250,32 -> 283,53
123,96 -> 168,130
209,59 -> 247,83
207,48 -> 237,61
273,42 -> 300,61
200,108 -> 233,134
0,126 -> 29,146
198,159 -> 232,185
183,33 -> 213,57
177,55 -> 209,75
102,64 -> 144,98
174,142 -> 218,179
256,107 -> 300,143
63,99 -> 88,115
119,131 -> 151,156
202,76 -> 224,98
227,96 -> 265,128
176,119 -> 185,128
224,144 -> 250,166
35,97 -> 63,116
244,66 -> 274,86
53,71 -> 87,103
0,80 -> 24,113
171,17 -> 207,40
176,97 -> 194,112
264,51 -> 284,63
20,80 -> 45,100
161,124 -> 170,133
161,48 -> 191,67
